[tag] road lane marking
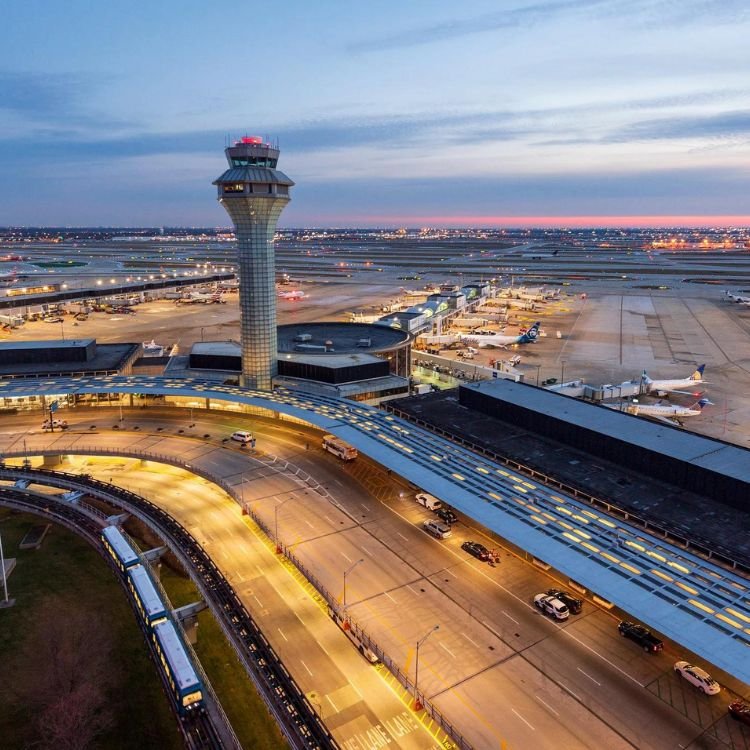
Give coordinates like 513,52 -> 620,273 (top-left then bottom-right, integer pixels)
502,610 -> 519,625
439,642 -> 456,658
577,667 -> 601,686
362,545 -> 374,557
384,591 -> 397,603
511,708 -> 535,730
253,595 -> 264,608
406,584 -> 418,596
482,620 -> 503,639
341,551 -> 353,563
561,682 -> 582,701
461,632 -> 479,648
535,695 -> 559,716
360,502 -> 369,510
301,660 -> 313,677
305,520 -> 315,529
397,532 -> 408,541
277,627 -> 288,641
326,694 -> 339,713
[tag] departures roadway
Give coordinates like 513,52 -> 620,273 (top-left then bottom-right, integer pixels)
1,375 -> 750,693
1,408 -> 749,750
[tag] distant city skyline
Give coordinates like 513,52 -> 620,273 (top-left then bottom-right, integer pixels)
1,1 -> 749,227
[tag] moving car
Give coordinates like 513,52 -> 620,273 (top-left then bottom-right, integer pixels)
546,588 -> 583,614
534,593 -> 570,620
728,700 -> 750,725
434,507 -> 458,525
422,520 -> 452,539
461,541 -> 491,561
673,661 -> 721,695
618,621 -> 663,652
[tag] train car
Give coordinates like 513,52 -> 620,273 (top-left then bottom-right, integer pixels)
152,619 -> 204,714
127,564 -> 168,627
102,525 -> 139,572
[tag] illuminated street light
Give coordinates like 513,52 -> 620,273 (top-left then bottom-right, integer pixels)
342,558 -> 364,609
414,624 -> 439,711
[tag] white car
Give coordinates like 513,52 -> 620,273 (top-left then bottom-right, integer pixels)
673,661 -> 721,695
42,418 -> 68,430
533,593 -> 570,620
230,430 -> 254,444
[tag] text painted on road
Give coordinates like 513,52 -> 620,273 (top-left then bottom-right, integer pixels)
340,710 -> 422,750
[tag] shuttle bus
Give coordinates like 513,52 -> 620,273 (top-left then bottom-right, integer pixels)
322,434 -> 358,461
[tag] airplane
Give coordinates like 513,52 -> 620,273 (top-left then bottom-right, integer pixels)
610,397 -> 712,426
460,322 -> 541,349
641,364 -> 706,396
0,270 -> 18,287
177,292 -> 224,304
725,291 -> 750,304
278,289 -> 306,300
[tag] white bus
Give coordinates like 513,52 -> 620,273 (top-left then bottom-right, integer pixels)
322,434 -> 358,461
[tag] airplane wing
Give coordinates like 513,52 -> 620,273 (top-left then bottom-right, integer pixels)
668,388 -> 707,396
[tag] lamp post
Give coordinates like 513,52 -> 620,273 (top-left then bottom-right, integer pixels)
274,497 -> 292,554
343,558 -> 365,609
560,359 -> 566,384
414,624 -> 439,710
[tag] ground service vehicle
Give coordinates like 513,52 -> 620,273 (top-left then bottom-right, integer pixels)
152,619 -> 205,714
534,593 -> 570,620
546,588 -> 583,614
415,492 -> 442,510
673,661 -> 721,695
618,621 -> 663,652
422,520 -> 452,539
102,525 -> 140,572
461,541 -> 491,561
322,434 -> 358,460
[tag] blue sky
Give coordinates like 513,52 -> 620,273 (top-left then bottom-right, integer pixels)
1,0 -> 749,227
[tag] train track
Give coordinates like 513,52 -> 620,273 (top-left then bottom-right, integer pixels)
0,465 -> 338,750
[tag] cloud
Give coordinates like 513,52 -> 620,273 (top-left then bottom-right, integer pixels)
350,0 -> 609,52
607,110 -> 750,142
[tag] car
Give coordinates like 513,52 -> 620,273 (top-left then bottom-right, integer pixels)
461,541 -> 491,561
42,418 -> 68,430
434,507 -> 458,525
422,520 -> 452,539
673,661 -> 721,695
44,316 -> 63,323
728,700 -> 750,725
533,593 -> 570,620
546,588 -> 583,614
230,430 -> 254,444
618,621 -> 663,652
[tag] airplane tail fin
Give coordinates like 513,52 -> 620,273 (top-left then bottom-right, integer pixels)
519,322 -> 540,343
641,370 -> 653,385
695,397 -> 713,410
690,364 -> 706,380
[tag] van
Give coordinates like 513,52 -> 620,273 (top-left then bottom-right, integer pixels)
422,520 -> 452,539
231,430 -> 254,444
415,492 -> 442,511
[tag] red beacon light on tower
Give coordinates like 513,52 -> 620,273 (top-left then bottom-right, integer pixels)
239,136 -> 264,145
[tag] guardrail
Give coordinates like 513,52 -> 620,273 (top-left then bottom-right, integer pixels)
383,404 -> 750,577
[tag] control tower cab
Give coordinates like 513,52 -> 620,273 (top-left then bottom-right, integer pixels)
213,136 -> 294,390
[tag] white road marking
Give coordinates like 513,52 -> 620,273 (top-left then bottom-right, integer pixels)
511,708 -> 535,730
502,610 -> 519,625
326,694 -> 339,713
384,591 -> 397,603
301,660 -> 313,677
535,695 -> 559,717
446,567 -> 458,578
397,532 -> 408,541
305,520 -> 315,529
253,595 -> 263,608
461,632 -> 479,648
362,545 -> 374,557
255,565 -> 264,578
482,620 -> 502,640
561,682 -> 582,701
360,502 -> 369,510
577,667 -> 602,686
277,627 -> 288,641
324,514 -> 334,524
439,642 -> 456,658
406,584 -> 418,596
341,551 -> 353,563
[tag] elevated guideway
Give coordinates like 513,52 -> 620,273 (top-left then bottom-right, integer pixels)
1,374 -> 749,687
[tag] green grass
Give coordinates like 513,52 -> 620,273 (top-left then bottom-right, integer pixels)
157,565 -> 290,750
0,510 -> 182,750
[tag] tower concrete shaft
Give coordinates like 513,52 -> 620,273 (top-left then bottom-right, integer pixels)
213,138 -> 294,390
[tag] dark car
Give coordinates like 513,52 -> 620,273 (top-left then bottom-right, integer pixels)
435,507 -> 458,525
618,621 -> 664,653
546,588 -> 583,615
729,700 -> 750,725
461,541 -> 491,561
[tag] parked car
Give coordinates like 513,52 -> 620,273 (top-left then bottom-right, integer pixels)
546,588 -> 583,614
728,700 -> 750,725
618,621 -> 663,652
673,661 -> 721,695
44,316 -> 63,323
461,541 -> 491,561
42,418 -> 68,430
415,492 -> 441,510
434,507 -> 458,525
534,593 -> 570,620
422,520 -> 452,540
230,430 -> 254,444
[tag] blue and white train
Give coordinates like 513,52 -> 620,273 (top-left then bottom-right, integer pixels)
101,525 -> 204,715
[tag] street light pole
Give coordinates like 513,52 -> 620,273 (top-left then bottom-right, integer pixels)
343,558 -> 365,609
414,624 -> 439,710
274,497 -> 292,554
0,531 -> 9,605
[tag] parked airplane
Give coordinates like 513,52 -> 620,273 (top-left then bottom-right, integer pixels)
0,270 -> 18,287
641,364 -> 706,396
278,290 -> 307,300
725,291 -> 750,304
177,292 -> 224,304
612,397 -> 712,426
461,322 -> 541,348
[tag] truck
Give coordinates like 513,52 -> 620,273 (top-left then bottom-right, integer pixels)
0,314 -> 24,328
321,434 -> 358,461
618,621 -> 664,652
413,383 -> 432,395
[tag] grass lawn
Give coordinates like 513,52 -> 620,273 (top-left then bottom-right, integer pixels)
0,510 -> 182,750
158,564 -> 290,750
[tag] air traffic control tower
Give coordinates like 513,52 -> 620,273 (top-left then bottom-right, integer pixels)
213,136 -> 294,390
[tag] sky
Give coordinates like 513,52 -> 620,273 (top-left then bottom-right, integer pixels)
0,0 -> 749,228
